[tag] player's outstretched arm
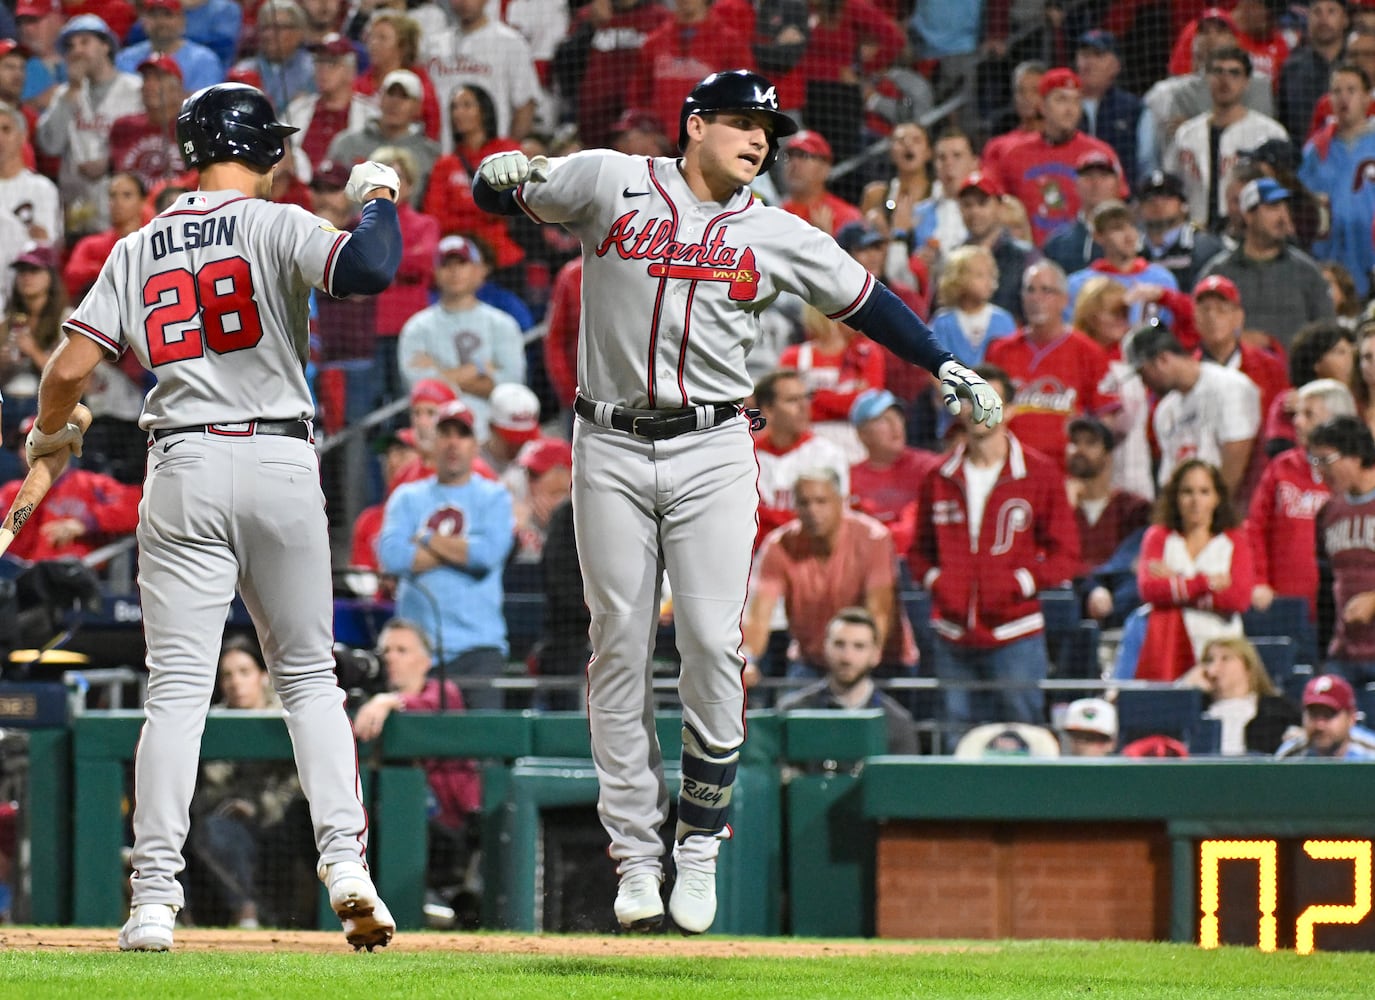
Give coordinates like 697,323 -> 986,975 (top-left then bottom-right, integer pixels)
847,283 -> 1003,428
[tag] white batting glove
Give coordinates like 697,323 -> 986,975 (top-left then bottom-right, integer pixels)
477,151 -> 550,191
938,359 -> 1003,429
26,420 -> 84,464
345,160 -> 400,203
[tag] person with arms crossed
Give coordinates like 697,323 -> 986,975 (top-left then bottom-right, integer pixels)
472,68 -> 1001,935
26,83 -> 403,952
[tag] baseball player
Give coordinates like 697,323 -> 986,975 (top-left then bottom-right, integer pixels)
473,69 -> 1003,935
27,83 -> 403,952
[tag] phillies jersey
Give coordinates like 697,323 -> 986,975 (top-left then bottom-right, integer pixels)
754,430 -> 851,547
1317,490 -> 1375,662
64,189 -> 348,429
108,113 -> 184,193
517,151 -> 883,408
1246,447 -> 1329,618
985,328 -> 1117,465
1299,126 -> 1375,298
988,130 -> 1124,246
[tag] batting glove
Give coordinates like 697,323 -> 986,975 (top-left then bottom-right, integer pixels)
345,160 -> 400,203
26,420 -> 84,464
938,359 -> 1004,429
477,151 -> 550,191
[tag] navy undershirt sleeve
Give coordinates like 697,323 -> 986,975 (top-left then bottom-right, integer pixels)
332,198 -> 402,296
847,282 -> 954,375
473,176 -> 523,216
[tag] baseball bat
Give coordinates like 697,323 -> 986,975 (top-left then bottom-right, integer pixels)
0,403 -> 94,558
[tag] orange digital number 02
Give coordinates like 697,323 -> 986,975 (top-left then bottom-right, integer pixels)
1199,839 -> 1373,954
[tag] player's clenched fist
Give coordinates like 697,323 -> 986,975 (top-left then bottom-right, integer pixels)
938,359 -> 1004,428
345,160 -> 400,203
25,420 -> 84,464
478,150 -> 550,190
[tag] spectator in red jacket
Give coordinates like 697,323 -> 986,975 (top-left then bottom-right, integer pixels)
543,256 -> 582,418
848,388 -> 941,556
908,364 -> 1080,747
0,417 -> 141,563
632,0 -> 753,138
1130,459 -> 1255,682
64,170 -> 148,299
773,0 -> 904,114
779,305 -> 886,462
1248,377 -> 1352,621
780,129 -> 863,238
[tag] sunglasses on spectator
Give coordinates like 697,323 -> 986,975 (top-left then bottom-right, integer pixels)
1308,451 -> 1343,468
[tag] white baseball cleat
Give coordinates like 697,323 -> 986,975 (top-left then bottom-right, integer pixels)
669,864 -> 717,935
614,870 -> 665,931
118,903 -> 178,951
320,861 -> 395,951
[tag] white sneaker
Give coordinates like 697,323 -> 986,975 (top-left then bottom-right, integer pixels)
669,863 -> 717,934
320,861 -> 395,951
118,903 -> 178,952
614,870 -> 665,931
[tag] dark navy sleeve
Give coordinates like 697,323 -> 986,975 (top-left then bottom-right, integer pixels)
332,198 -> 402,296
473,176 -> 524,217
847,282 -> 955,375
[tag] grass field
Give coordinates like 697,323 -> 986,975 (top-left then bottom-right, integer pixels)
2,935 -> 1372,1000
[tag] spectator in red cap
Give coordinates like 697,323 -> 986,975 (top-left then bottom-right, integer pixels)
353,12 -> 440,142
481,382 -> 543,483
781,130 -> 863,238
1275,674 -> 1375,758
107,55 -> 186,192
1169,0 -> 1291,84
35,14 -> 143,240
509,436 -> 573,565
987,67 -> 1125,247
115,0 -> 225,94
284,33 -> 373,174
15,0 -> 66,111
956,170 -> 1037,321
1191,273 -> 1288,420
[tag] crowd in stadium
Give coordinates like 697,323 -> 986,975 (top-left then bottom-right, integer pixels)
7,0 -> 1375,780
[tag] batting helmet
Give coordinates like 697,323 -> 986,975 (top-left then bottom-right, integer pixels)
176,83 -> 299,171
678,69 -> 798,171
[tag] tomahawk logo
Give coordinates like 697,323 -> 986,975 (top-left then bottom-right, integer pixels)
753,85 -> 778,109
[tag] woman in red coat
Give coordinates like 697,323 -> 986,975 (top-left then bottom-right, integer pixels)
63,171 -> 148,299
421,84 -> 525,275
1132,459 -> 1255,681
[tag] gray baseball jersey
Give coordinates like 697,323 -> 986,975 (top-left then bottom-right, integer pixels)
66,190 -> 347,428
69,188 -> 373,913
517,151 -> 878,408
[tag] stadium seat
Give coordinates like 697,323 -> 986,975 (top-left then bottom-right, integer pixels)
1250,636 -> 1297,692
1243,597 -> 1317,664
1038,588 -> 1080,635
1116,687 -> 1205,745
503,593 -> 546,663
1049,621 -> 1103,680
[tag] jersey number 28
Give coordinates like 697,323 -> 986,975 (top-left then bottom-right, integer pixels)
143,257 -> 264,366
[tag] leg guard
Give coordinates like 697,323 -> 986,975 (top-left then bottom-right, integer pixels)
675,723 -> 740,844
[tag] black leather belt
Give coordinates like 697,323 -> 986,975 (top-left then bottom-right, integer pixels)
149,419 -> 312,442
574,394 -> 741,441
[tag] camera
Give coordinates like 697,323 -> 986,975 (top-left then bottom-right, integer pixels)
332,643 -> 387,708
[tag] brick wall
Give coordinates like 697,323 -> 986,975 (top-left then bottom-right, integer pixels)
876,821 -> 1172,940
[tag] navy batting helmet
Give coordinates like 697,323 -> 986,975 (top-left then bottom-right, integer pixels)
678,69 -> 798,171
176,83 -> 298,170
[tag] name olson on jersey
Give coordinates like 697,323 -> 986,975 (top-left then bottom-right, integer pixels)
150,217 -> 238,260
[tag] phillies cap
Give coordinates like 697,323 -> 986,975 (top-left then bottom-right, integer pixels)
1061,697 -> 1118,739
410,378 -> 457,406
849,388 -> 902,427
137,54 -> 183,81
381,68 -> 423,99
11,245 -> 58,270
1198,6 -> 1239,31
435,399 -> 476,432
517,437 -> 573,477
1136,169 -> 1186,201
611,107 -> 664,136
488,383 -> 541,443
1077,30 -> 1118,55
1239,177 -> 1291,212
1038,67 -> 1081,97
957,171 -> 1002,198
436,235 -> 482,265
786,129 -> 833,161
0,40 -> 28,60
309,158 -> 350,190
312,33 -> 356,58
15,0 -> 61,18
1303,674 -> 1357,714
1193,274 -> 1241,305
1075,149 -> 1117,174
226,65 -> 264,89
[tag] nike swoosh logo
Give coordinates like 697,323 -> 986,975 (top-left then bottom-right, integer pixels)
623,188 -> 650,198
162,439 -> 183,453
